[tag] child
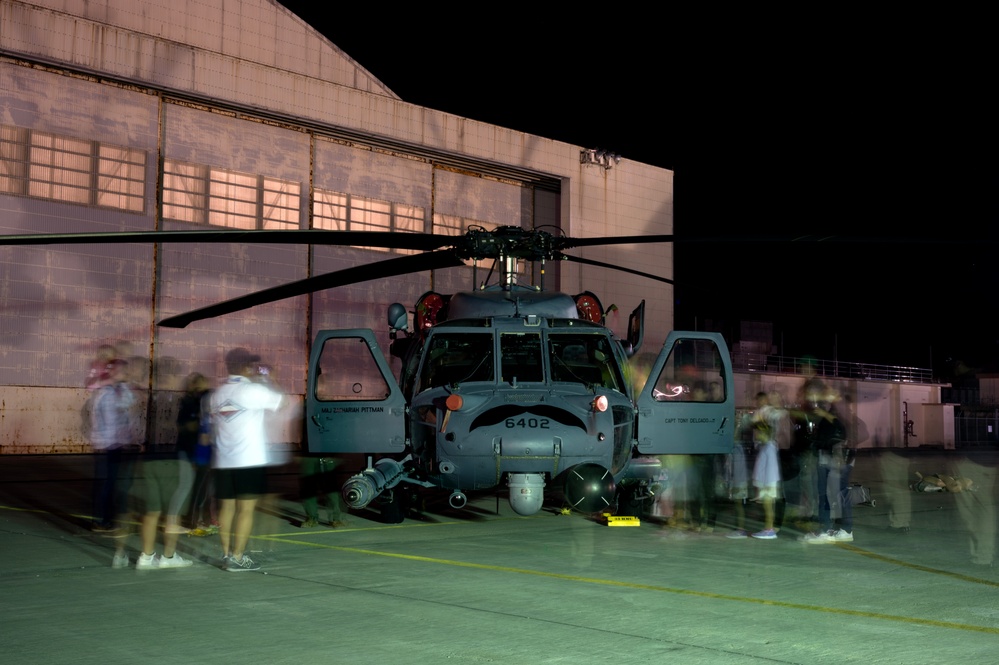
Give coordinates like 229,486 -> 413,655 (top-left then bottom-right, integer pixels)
751,420 -> 781,539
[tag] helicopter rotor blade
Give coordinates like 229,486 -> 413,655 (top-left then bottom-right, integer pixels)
555,234 -> 675,250
158,250 -> 466,328
559,254 -> 674,285
0,230 -> 454,251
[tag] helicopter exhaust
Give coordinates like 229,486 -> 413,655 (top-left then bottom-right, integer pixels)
448,491 -> 467,509
563,463 -> 615,514
342,458 -> 406,510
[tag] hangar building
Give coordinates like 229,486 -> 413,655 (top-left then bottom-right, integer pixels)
0,0 -> 674,453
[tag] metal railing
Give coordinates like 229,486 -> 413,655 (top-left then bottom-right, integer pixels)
955,411 -> 999,448
732,352 -> 934,384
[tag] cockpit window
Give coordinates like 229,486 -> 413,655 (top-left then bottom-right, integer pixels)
419,333 -> 494,391
652,338 -> 725,402
548,333 -> 622,390
314,336 -> 392,402
500,333 -> 543,383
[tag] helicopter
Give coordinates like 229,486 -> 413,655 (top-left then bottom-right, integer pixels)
0,225 -> 735,518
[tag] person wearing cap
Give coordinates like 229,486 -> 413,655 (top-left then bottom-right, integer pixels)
209,348 -> 285,572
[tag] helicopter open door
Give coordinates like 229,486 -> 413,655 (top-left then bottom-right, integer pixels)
306,329 -> 406,454
635,331 -> 735,454
627,300 -> 645,355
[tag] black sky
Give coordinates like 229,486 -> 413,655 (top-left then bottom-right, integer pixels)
276,3 -> 996,376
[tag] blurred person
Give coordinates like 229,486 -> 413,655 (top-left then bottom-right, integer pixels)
786,378 -> 826,528
750,419 -> 781,539
802,387 -> 852,544
660,454 -> 693,532
89,359 -> 138,534
952,455 -> 996,566
300,456 -> 349,528
762,391 -> 791,532
134,442 -> 195,570
209,348 -> 286,572
725,404 -> 756,539
688,453 -> 720,533
877,450 -> 912,532
187,384 -> 219,534
167,372 -> 209,533
84,344 -> 118,390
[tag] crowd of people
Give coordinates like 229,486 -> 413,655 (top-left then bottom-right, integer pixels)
84,345 -> 992,568
653,377 -> 858,544
86,345 -> 302,572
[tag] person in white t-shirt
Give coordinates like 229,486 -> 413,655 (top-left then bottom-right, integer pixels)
209,348 -> 285,572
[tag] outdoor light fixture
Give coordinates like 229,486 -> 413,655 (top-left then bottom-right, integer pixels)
580,148 -> 622,169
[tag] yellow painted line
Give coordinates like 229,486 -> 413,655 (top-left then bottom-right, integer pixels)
838,542 -> 999,588
254,533 -> 999,636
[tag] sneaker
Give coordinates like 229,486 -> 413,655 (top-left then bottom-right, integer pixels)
156,553 -> 194,569
830,529 -> 854,542
136,552 -> 158,570
224,554 -> 260,572
726,529 -> 749,539
802,531 -> 834,544
111,552 -> 130,569
751,529 -> 777,540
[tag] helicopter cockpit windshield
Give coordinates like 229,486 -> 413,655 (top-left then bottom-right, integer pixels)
414,327 -> 627,392
548,333 -> 623,391
419,333 -> 495,390
500,333 -> 543,383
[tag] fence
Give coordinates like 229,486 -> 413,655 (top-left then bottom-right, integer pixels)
732,353 -> 934,384
955,412 -> 999,448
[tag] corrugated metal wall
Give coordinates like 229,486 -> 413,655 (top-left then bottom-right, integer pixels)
0,62 -> 554,452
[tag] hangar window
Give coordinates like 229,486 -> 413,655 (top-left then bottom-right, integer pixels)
163,159 -> 299,229
0,124 -> 146,212
312,188 -> 424,254
434,213 -> 499,238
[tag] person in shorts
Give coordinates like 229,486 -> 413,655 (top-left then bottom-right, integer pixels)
209,348 -> 285,572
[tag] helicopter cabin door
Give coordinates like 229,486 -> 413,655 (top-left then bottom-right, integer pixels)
306,329 -> 406,454
635,331 -> 735,454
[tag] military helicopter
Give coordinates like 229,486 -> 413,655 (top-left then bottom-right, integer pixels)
0,226 -> 735,517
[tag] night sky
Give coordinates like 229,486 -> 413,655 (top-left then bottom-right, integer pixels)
276,3 -> 996,376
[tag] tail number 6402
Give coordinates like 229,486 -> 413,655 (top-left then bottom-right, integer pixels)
505,418 -> 550,429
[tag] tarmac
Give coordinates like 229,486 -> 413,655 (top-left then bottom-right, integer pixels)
2,447 -> 998,665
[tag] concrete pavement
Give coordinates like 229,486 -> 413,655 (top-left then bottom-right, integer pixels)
1,449 -> 997,664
